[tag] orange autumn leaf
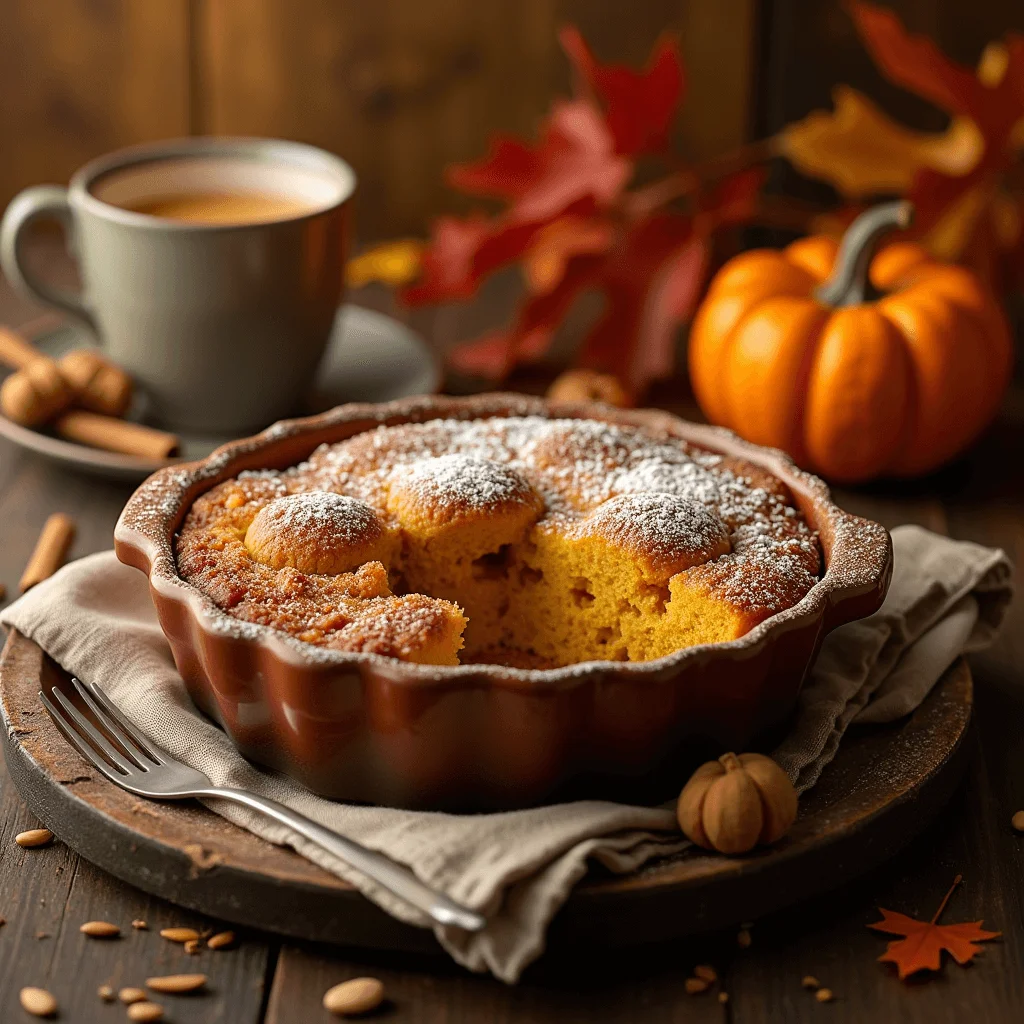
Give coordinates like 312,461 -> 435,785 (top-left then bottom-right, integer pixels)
868,875 -> 1000,980
780,85 -> 982,200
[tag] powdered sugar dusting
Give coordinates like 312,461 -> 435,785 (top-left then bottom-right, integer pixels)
257,491 -> 382,545
578,493 -> 731,578
396,453 -> 534,511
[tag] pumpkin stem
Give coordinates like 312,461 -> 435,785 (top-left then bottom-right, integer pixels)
719,752 -> 742,772
814,201 -> 914,307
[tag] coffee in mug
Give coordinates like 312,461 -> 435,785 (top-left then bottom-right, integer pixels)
122,191 -> 318,225
0,137 -> 356,433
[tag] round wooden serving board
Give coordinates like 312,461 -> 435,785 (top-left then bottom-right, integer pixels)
0,631 -> 972,952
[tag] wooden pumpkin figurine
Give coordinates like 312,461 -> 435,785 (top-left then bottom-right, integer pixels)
688,201 -> 1012,482
677,752 -> 798,854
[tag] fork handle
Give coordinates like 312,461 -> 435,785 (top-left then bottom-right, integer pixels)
196,787 -> 486,933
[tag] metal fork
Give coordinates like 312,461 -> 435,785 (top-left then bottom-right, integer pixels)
40,676 -> 485,933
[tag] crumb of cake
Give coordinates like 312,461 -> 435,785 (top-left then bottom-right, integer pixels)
174,416 -> 821,667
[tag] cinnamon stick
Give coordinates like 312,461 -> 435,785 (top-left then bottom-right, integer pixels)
19,514 -> 76,593
54,410 -> 179,460
0,358 -> 73,426
58,349 -> 133,418
0,326 -> 46,369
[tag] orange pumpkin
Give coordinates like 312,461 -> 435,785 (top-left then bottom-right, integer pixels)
688,201 -> 1012,482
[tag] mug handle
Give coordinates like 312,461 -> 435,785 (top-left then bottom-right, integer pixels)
0,185 -> 96,331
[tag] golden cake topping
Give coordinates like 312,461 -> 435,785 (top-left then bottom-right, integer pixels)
578,494 -> 731,583
388,455 -> 540,525
177,415 -> 820,667
244,491 -> 392,575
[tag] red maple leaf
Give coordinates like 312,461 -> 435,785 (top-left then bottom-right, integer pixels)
868,875 -> 1000,980
401,26 -> 761,396
559,26 -> 685,156
447,100 -> 631,223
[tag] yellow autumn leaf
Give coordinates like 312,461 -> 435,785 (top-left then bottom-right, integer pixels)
346,239 -> 425,288
780,85 -> 983,200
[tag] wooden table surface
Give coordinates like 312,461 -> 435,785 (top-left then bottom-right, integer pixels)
1,246 -> 1023,1022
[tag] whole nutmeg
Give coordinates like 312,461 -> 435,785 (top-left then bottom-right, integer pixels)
677,752 -> 798,854
547,368 -> 631,408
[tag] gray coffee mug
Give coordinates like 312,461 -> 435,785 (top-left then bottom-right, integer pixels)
0,137 -> 356,433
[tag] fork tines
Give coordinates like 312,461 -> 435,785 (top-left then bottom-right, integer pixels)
39,677 -> 161,776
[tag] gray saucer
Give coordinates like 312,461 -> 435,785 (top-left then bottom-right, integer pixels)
0,305 -> 441,482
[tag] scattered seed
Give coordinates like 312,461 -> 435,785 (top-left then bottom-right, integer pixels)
685,977 -> 710,995
19,987 -> 57,1017
207,930 -> 235,950
694,964 -> 717,982
35,931 -> 50,940
1012,810 -> 1024,832
128,1002 -> 164,1022
184,938 -> 201,954
98,985 -> 115,1002
119,987 -> 148,1004
737,928 -> 752,948
159,927 -> 199,943
323,977 -> 386,1016
15,829 -> 54,848
80,920 -> 120,938
718,992 -> 729,1004
146,973 -> 207,994
816,988 -> 834,1003
802,975 -> 820,989
132,919 -> 148,930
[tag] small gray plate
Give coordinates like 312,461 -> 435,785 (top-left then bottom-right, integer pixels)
0,305 -> 441,482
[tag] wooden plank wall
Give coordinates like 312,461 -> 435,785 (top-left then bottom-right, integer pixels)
0,0 -> 755,241
0,0 -> 1021,241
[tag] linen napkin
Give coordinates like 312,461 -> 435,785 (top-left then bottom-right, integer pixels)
0,525 -> 1011,983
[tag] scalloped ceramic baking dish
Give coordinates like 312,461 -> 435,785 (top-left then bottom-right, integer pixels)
114,394 -> 892,809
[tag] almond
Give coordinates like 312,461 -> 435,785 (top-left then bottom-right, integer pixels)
694,964 -> 717,982
119,987 -> 148,1004
159,927 -> 199,943
685,977 -> 710,995
15,829 -> 54,848
323,977 -> 385,1016
128,1002 -> 164,1022
19,987 -> 57,1017
816,987 -> 834,1003
146,973 -> 207,994
80,920 -> 120,938
802,975 -> 820,990
207,930 -> 235,950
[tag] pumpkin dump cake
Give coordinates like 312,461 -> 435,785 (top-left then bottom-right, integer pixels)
176,416 -> 821,667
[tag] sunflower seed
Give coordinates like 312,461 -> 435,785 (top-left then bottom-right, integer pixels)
127,1002 -> 164,1022
80,920 -> 120,938
323,977 -> 385,1016
15,829 -> 53,848
146,974 -> 207,994
19,988 -> 57,1017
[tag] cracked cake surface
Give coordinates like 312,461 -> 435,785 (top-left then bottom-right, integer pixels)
175,415 -> 821,667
